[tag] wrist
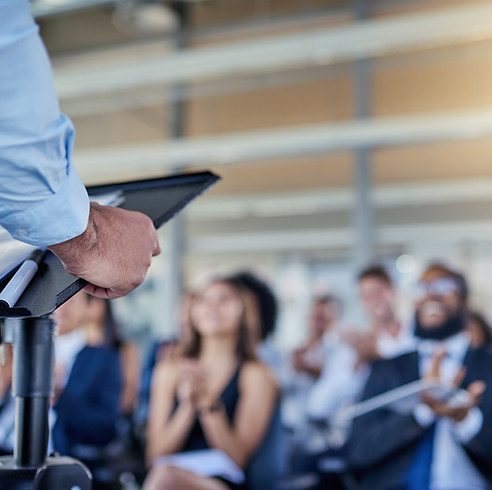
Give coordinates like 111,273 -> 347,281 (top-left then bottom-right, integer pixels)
197,398 -> 225,417
48,203 -> 100,273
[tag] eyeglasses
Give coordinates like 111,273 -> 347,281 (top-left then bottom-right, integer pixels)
415,277 -> 460,301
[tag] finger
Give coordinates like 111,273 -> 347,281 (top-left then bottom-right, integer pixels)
152,235 -> 161,256
428,401 -> 449,416
430,348 -> 446,379
83,283 -> 116,299
420,392 -> 437,405
453,366 -> 467,389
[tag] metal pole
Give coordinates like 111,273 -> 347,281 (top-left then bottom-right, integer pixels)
162,2 -> 188,336
12,317 -> 54,468
353,0 -> 374,269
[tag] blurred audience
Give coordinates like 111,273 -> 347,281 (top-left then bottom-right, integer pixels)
347,263 -> 492,490
143,276 -> 277,490
230,271 -> 282,378
292,295 -> 341,379
281,295 -> 342,444
307,265 -> 412,433
52,293 -> 122,467
467,310 -> 492,350
135,291 -> 195,432
345,265 -> 413,363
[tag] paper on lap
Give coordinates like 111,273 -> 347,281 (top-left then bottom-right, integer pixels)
152,449 -> 245,484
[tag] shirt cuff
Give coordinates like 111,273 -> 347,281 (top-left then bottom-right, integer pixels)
453,407 -> 483,443
2,163 -> 89,246
413,403 -> 436,428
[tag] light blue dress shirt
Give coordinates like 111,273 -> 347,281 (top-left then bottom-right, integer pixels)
0,0 -> 89,246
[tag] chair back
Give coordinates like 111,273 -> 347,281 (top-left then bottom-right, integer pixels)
247,401 -> 287,490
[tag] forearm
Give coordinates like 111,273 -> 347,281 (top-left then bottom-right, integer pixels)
199,410 -> 249,468
146,403 -> 196,464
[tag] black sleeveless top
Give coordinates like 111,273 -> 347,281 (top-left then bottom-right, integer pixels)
179,366 -> 241,452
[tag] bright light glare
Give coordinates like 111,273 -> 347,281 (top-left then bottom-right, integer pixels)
396,254 -> 416,274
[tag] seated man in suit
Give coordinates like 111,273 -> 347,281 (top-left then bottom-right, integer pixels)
347,263 -> 492,490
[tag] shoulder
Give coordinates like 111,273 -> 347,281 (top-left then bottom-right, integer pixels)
373,350 -> 417,370
240,361 -> 277,393
366,351 -> 418,389
467,346 -> 492,359
465,347 -> 492,371
151,356 -> 188,387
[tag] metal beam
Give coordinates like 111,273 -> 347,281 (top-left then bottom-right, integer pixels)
31,0 -> 116,18
53,3 -> 492,99
352,0 -> 374,267
73,108 -> 492,184
186,220 -> 492,254
186,178 -> 492,220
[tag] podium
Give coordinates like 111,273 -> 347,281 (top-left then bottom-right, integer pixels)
0,171 -> 219,489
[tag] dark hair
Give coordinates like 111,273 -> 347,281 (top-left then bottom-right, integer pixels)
422,263 -> 469,301
180,277 -> 256,363
85,295 -> 123,349
468,311 -> 492,347
229,271 -> 278,340
357,265 -> 393,286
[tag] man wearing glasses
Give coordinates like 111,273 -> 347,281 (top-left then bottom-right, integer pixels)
347,263 -> 492,490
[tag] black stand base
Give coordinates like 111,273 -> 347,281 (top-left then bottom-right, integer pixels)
0,455 -> 92,490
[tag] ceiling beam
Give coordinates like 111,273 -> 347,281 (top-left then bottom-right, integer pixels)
186,178 -> 492,220
185,220 -> 492,254
32,0 -> 115,18
53,2 -> 492,99
74,107 -> 492,184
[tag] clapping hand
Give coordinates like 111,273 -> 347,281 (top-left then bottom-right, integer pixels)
421,349 -> 486,423
176,360 -> 206,408
343,331 -> 382,367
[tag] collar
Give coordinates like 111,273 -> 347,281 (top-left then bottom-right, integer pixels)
418,331 -> 470,363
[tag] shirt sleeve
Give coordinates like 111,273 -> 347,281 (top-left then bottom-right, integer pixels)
0,0 -> 89,247
453,407 -> 483,444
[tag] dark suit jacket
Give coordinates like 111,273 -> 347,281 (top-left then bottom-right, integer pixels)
346,347 -> 492,490
53,345 -> 122,456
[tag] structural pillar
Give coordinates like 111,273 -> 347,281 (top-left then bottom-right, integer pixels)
352,0 -> 375,269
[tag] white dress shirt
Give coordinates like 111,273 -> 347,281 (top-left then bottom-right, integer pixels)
413,332 -> 488,490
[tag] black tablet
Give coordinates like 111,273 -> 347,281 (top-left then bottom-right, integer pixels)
0,170 -> 219,318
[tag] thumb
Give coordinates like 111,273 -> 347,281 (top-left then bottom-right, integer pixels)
468,380 -> 486,402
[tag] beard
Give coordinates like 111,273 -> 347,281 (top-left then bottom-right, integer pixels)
414,308 -> 467,340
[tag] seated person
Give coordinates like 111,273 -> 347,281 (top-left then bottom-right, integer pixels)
281,295 -> 342,456
307,266 -> 413,436
230,271 -> 282,377
143,276 -> 277,490
51,293 -> 122,465
135,291 -> 195,432
347,263 -> 492,490
0,344 -> 15,455
467,310 -> 492,350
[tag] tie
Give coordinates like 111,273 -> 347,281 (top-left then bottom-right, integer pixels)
403,423 -> 436,490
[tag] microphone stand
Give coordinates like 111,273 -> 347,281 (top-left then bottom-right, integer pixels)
0,316 -> 92,489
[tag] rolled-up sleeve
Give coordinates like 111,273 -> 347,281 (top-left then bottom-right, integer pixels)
0,0 -> 89,246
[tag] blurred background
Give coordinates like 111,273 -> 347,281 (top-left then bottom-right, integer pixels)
31,0 -> 492,350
